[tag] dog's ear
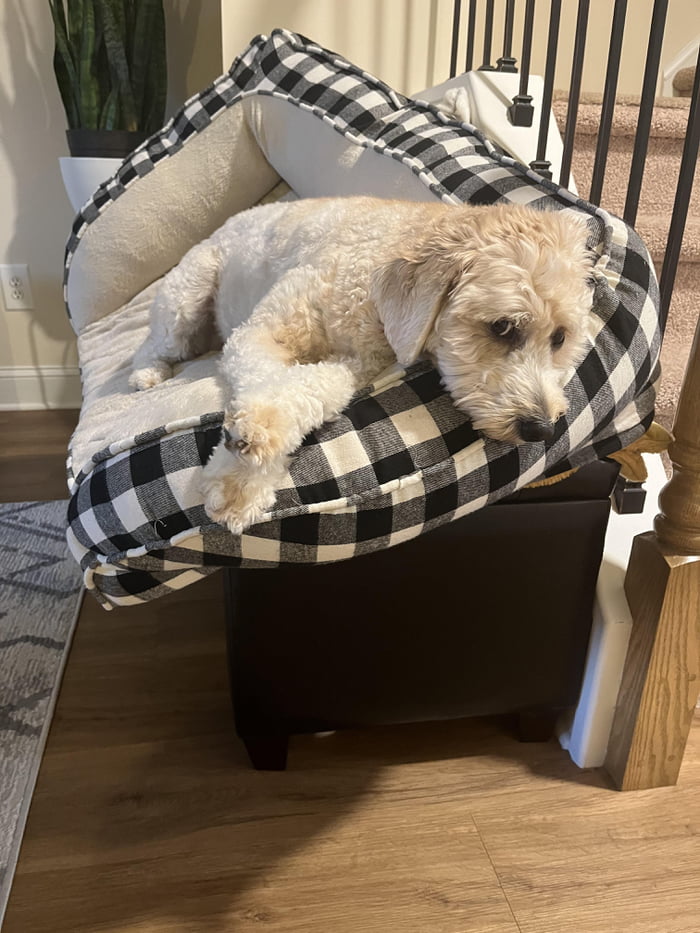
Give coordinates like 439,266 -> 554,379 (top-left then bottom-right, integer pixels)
372,252 -> 462,365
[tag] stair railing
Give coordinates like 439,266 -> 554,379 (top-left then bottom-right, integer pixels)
449,0 -> 700,791
497,0 -> 518,72
559,0 -> 590,191
624,0 -> 668,228
507,0 -> 535,125
480,0 -> 497,69
530,0 -> 561,179
448,0 -> 699,326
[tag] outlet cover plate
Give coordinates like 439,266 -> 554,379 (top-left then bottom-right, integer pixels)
0,264 -> 34,311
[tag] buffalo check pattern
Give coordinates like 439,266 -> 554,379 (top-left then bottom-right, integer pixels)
64,30 -> 661,608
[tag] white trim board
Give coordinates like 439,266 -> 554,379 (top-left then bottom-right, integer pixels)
559,453 -> 668,769
662,37 -> 699,97
0,366 -> 82,410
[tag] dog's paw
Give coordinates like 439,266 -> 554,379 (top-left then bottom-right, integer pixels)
200,443 -> 279,535
203,479 -> 277,534
223,407 -> 288,466
129,362 -> 172,391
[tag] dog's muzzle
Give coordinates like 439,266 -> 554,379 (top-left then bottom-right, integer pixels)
517,417 -> 556,443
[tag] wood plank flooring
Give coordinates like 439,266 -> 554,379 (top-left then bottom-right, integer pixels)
0,409 -> 79,502
3,410 -> 700,933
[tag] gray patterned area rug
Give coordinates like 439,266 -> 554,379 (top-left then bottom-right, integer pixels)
0,501 -> 83,925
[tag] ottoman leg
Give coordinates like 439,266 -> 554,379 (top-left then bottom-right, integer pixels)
516,708 -> 561,742
240,734 -> 289,771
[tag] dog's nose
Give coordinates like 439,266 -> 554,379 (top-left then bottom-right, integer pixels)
517,417 -> 556,443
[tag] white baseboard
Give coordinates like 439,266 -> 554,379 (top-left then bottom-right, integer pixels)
0,366 -> 82,410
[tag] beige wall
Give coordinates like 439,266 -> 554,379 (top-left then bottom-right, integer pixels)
0,2 -> 77,372
221,0 -> 700,98
0,1 -> 222,375
221,0 -> 457,97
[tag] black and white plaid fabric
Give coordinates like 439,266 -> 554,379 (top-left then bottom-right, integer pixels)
64,30 -> 661,608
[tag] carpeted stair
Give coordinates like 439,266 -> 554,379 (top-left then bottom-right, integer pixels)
553,92 -> 699,435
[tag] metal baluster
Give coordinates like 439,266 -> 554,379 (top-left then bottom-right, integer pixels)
479,0 -> 497,70
465,0 -> 478,71
659,48 -> 700,332
530,0 -> 562,179
497,0 -> 518,72
508,0 -> 535,126
559,0 -> 590,189
624,0 -> 668,226
450,0 -> 461,78
589,0 -> 628,206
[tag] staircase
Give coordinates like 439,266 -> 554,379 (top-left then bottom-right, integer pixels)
552,92 -> 699,434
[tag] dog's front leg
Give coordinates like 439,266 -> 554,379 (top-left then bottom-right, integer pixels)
130,241 -> 222,391
201,320 -> 358,535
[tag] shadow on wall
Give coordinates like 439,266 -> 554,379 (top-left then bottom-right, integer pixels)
0,1 -> 77,387
329,0 -> 444,93
166,0 -> 223,118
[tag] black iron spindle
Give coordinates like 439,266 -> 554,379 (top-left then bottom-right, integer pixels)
479,0 -> 496,70
465,0 -> 478,71
659,48 -> 700,331
559,0 -> 590,189
589,0 -> 628,206
530,0 -> 562,179
497,0 -> 518,72
450,0 -> 461,78
624,0 -> 668,226
508,0 -> 535,126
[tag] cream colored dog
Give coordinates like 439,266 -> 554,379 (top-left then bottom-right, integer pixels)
130,196 -> 595,533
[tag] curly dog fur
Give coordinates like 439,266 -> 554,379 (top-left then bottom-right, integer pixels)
130,196 -> 595,533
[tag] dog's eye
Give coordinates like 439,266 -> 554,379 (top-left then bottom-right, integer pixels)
551,327 -> 566,349
490,319 -> 515,338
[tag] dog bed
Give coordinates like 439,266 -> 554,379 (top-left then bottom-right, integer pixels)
64,30 -> 661,609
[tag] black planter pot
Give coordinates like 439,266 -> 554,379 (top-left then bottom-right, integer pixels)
66,128 -> 148,158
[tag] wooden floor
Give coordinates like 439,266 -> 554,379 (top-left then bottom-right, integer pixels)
0,410 -> 79,502
4,410 -> 700,933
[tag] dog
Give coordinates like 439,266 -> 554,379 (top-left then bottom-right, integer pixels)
130,196 -> 595,533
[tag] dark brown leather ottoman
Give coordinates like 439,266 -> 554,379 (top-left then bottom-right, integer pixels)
224,459 -> 619,769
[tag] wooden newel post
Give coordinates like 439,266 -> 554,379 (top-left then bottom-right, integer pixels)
605,314 -> 700,790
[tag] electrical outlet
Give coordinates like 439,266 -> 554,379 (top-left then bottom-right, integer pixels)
0,264 -> 34,311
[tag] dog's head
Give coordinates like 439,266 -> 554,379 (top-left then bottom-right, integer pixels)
373,203 -> 595,445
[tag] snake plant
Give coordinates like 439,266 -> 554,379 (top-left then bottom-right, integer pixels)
49,0 -> 167,134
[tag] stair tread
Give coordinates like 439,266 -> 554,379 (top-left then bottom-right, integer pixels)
632,213 -> 700,263
553,93 -> 691,139
549,94 -> 699,256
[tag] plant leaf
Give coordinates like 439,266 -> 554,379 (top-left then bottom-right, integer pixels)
48,0 -> 80,128
94,6 -> 113,125
99,85 -> 120,130
78,0 -> 100,128
67,0 -> 84,49
95,0 -> 138,131
132,0 -> 166,133
49,0 -> 167,135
